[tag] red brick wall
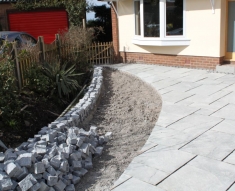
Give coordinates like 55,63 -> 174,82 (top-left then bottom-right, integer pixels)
120,52 -> 224,69
111,2 -> 120,63
0,4 -> 14,31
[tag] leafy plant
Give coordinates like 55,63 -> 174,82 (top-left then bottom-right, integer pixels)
0,40 -> 22,129
24,63 -> 52,96
14,0 -> 91,26
42,62 -> 83,98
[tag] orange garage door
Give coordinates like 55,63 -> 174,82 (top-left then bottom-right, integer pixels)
8,9 -> 68,44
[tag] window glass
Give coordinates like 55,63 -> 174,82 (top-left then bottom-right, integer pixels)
20,34 -> 37,45
134,1 -> 141,35
144,0 -> 160,37
166,0 -> 183,36
15,37 -> 21,48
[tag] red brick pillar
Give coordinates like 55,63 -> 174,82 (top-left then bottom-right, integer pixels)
111,2 -> 120,63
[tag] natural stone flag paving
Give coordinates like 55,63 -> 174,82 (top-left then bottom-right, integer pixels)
109,64 -> 235,191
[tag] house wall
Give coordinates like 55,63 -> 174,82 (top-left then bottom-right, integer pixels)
0,3 -> 14,31
113,0 -> 225,68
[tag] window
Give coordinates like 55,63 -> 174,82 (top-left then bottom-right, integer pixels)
144,0 -> 159,37
166,0 -> 183,36
132,0 -> 190,46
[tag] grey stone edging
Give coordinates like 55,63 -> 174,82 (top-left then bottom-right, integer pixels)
0,66 -> 112,191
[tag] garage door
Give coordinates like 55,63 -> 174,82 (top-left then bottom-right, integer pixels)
8,9 -> 68,44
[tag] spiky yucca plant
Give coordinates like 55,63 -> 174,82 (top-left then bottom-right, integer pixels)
42,62 -> 83,98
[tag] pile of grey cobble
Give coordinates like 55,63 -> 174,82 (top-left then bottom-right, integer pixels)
0,67 -> 112,191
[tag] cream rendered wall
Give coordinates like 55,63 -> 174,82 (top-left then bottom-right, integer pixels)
117,0 -> 224,57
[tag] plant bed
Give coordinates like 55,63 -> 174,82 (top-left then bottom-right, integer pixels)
0,26 -> 98,152
0,68 -> 93,152
76,68 -> 162,190
0,67 -> 106,191
0,96 -> 66,150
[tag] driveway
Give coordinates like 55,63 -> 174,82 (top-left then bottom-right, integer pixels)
109,64 -> 235,191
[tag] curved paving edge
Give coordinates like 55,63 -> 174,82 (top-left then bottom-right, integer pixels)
0,67 -> 113,191
109,64 -> 235,191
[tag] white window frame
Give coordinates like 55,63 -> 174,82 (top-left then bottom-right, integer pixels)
132,0 -> 190,46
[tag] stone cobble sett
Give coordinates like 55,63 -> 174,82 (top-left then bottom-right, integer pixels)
0,67 -> 113,191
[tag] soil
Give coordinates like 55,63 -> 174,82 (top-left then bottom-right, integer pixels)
0,96 -> 66,151
77,68 -> 162,191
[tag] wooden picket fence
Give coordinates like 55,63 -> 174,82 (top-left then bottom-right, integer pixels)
87,42 -> 114,65
13,34 -> 114,89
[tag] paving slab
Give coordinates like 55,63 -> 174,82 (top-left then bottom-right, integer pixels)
111,174 -> 132,189
116,65 -> 150,72
139,140 -> 158,153
222,83 -> 235,92
174,99 -> 194,106
186,84 -> 229,96
224,151 -> 235,165
212,119 -> 235,135
132,145 -> 195,174
192,100 -> 228,116
151,79 -> 181,90
109,64 -> 235,191
149,66 -> 176,73
228,184 -> 235,191
157,70 -> 191,79
156,103 -> 199,127
195,78 -> 224,85
181,130 -> 235,160
214,74 -> 235,83
123,162 -> 168,185
135,70 -> 161,79
218,92 -> 235,105
203,72 -> 227,79
142,75 -> 165,84
112,177 -> 165,191
158,156 -> 235,191
181,90 -> 232,105
147,126 -> 199,148
181,69 -> 208,76
157,89 -> 172,95
161,91 -> 194,103
179,74 -> 208,83
126,65 -> 160,74
163,68 -> 192,75
211,104 -> 235,120
162,82 -> 201,92
168,113 -> 223,134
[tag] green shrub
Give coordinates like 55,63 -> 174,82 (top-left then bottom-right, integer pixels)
24,63 -> 52,96
0,43 -> 22,129
42,61 -> 83,98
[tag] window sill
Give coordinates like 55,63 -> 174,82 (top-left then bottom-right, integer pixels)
132,37 -> 191,46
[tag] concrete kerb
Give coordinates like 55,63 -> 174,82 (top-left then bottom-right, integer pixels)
0,66 -> 112,191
